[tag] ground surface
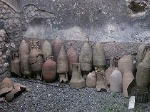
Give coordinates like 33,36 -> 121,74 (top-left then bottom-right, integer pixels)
0,77 -> 150,112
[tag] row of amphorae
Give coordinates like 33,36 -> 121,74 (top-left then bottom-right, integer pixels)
11,37 -> 150,100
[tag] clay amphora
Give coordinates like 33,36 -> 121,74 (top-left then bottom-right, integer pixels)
123,69 -> 134,97
20,54 -> 31,78
136,44 -> 147,68
67,43 -> 78,79
86,71 -> 96,88
42,40 -> 52,61
118,55 -> 133,74
57,45 -> 69,83
95,69 -> 109,92
136,48 -> 150,87
110,68 -> 122,93
29,39 -> 43,80
79,37 -> 92,78
105,57 -> 115,86
52,36 -> 63,61
93,42 -> 106,72
42,56 -> 56,82
11,53 -> 21,77
70,63 -> 85,89
19,39 -> 30,55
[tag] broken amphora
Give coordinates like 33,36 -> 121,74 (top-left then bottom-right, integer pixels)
70,63 -> 85,89
95,69 -> 108,92
86,71 -> 96,88
105,57 -> 115,86
57,45 -> 68,83
110,68 -> 122,93
123,69 -> 134,97
79,37 -> 92,78
42,40 -> 52,61
11,53 -> 21,77
42,56 -> 56,82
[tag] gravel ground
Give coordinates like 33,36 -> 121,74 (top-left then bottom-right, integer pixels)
0,77 -> 150,112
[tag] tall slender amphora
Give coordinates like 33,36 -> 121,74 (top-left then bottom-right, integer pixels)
52,36 -> 63,61
67,43 -> 78,79
10,53 -> 21,77
70,63 -> 85,89
93,42 -> 106,72
79,37 -> 92,78
19,39 -> 31,78
42,40 -> 52,61
42,56 -> 56,82
105,57 -> 115,86
29,39 -> 43,80
57,45 -> 68,83
136,48 -> 150,87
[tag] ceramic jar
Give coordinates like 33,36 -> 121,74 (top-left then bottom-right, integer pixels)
79,37 -> 92,78
70,63 -> 85,89
57,45 -> 69,83
42,56 -> 56,82
86,71 -> 96,88
42,40 -> 52,61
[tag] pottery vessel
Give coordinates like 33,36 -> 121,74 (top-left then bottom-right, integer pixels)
42,56 -> 56,82
86,71 -> 96,88
67,43 -> 78,79
118,55 -> 133,74
11,53 -> 21,77
52,36 -> 63,61
136,48 -> 150,87
19,39 -> 30,56
57,45 -> 68,83
42,40 -> 52,61
136,44 -> 147,68
29,39 -> 43,80
93,42 -> 106,72
105,57 -> 115,86
95,69 -> 108,92
70,63 -> 85,89
79,37 -> 92,78
123,69 -> 134,97
20,54 -> 31,78
110,68 -> 122,93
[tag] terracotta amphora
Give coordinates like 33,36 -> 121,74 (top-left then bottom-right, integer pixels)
19,39 -> 30,55
42,56 -> 56,82
86,71 -> 96,88
118,55 -> 133,74
57,45 -> 68,83
136,48 -> 150,87
79,37 -> 92,78
93,42 -> 106,73
123,69 -> 134,97
136,44 -> 147,68
67,43 -> 78,79
42,40 -> 52,61
70,63 -> 85,89
95,68 -> 109,92
105,57 -> 115,86
110,68 -> 122,93
29,39 -> 43,80
52,36 -> 63,61
20,54 -> 31,78
11,53 -> 21,77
